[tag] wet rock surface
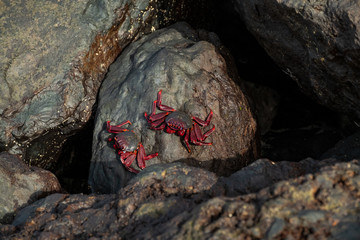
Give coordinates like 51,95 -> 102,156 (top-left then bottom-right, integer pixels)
233,0 -> 360,120
89,22 -> 259,193
0,152 -> 61,224
1,160 -> 359,239
0,0 -> 158,169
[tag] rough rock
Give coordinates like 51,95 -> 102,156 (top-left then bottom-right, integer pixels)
233,0 -> 360,120
0,152 -> 61,224
218,157 -> 337,196
321,130 -> 360,161
175,158 -> 360,240
2,160 -> 359,239
2,163 -> 217,239
0,0 -> 158,169
124,162 -> 218,196
89,22 -> 259,193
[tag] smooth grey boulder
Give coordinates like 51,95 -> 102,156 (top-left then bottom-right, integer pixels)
233,0 -> 360,120
0,0 -> 158,169
89,22 -> 259,193
0,152 -> 61,224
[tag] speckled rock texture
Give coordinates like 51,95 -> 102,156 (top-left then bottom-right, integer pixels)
0,0 -> 158,169
0,152 -> 61,224
89,22 -> 259,193
1,160 -> 359,239
233,0 -> 360,120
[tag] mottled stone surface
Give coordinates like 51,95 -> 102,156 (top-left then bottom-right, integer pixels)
125,162 -> 218,195
89,22 -> 259,193
0,152 -> 61,224
1,160 -> 359,239
233,0 -> 360,120
0,0 -> 158,169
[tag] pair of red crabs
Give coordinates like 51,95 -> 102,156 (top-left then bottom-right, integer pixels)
107,90 -> 216,173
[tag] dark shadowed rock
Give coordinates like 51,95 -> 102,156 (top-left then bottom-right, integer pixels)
0,0 -> 158,169
0,152 -> 61,224
2,160 -> 359,239
262,121 -> 344,162
243,82 -> 280,135
233,0 -> 360,120
321,130 -> 360,161
89,22 -> 259,193
218,158 -> 338,196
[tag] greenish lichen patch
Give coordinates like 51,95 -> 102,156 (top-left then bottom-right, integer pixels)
133,198 -> 178,220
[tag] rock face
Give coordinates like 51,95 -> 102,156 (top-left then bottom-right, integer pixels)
233,0 -> 360,120
89,22 -> 259,193
321,130 -> 360,161
0,0 -> 158,169
218,157 -> 338,196
2,160 -> 359,239
0,152 -> 61,224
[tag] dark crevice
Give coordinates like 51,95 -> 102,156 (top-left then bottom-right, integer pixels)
201,0 -> 355,162
54,118 -> 94,194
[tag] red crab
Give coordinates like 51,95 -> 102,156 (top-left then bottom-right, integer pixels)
107,120 -> 158,173
144,90 -> 215,152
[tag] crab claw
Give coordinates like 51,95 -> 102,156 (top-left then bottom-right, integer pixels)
137,143 -> 158,170
107,120 -> 131,133
156,90 -> 175,112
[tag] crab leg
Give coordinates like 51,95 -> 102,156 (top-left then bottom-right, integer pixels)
190,138 -> 213,146
175,129 -> 186,137
144,100 -> 170,122
107,120 -> 131,133
183,129 -> 191,153
144,102 -> 169,129
193,123 -> 203,140
191,140 -> 213,146
190,126 -> 213,146
192,110 -> 213,127
136,146 -> 146,170
165,126 -> 177,134
193,123 -> 215,141
137,143 -> 158,170
156,90 -> 175,112
202,125 -> 216,140
144,100 -> 158,118
150,121 -> 167,130
119,152 -> 138,173
147,119 -> 161,128
148,112 -> 170,122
